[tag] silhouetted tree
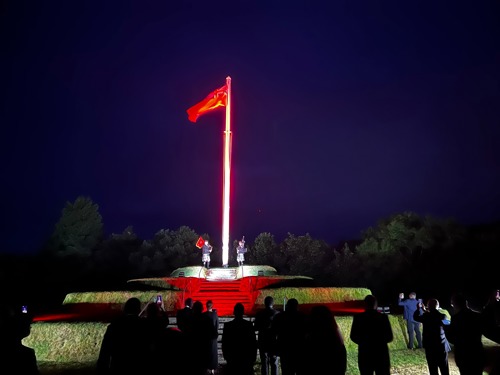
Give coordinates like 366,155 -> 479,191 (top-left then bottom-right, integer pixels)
355,212 -> 465,300
39,196 -> 103,294
129,226 -> 200,277
326,242 -> 361,286
247,232 -> 278,266
91,226 -> 143,287
280,233 -> 328,277
46,196 -> 103,259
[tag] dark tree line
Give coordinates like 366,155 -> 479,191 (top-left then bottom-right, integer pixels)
1,197 -> 499,311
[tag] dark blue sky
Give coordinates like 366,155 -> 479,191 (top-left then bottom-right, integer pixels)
2,1 -> 499,253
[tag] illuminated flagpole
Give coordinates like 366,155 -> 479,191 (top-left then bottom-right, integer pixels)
222,76 -> 231,267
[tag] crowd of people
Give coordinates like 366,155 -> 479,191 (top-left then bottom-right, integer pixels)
397,290 -> 500,375
1,288 -> 499,375
96,290 -> 500,375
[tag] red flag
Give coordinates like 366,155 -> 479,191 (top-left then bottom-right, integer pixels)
195,236 -> 205,249
187,85 -> 227,123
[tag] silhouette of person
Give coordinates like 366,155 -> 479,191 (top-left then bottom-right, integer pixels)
0,304 -> 40,374
448,293 -> 484,375
222,302 -> 257,375
145,300 -> 168,330
189,301 -> 218,375
482,289 -> 500,375
398,292 -> 423,349
350,295 -> 393,375
176,297 -> 193,333
413,298 -> 451,375
143,301 -> 187,374
203,300 -> 219,374
271,298 -> 307,375
305,305 -> 347,375
97,297 -> 149,374
143,302 -> 170,371
482,289 -> 500,343
202,240 -> 213,268
254,296 -> 279,375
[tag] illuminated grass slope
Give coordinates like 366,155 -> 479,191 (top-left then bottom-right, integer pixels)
25,315 -> 410,363
63,287 -> 369,310
62,266 -> 371,317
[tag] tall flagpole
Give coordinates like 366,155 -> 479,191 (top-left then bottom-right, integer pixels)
222,76 -> 232,267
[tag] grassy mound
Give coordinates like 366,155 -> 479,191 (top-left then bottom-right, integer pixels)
61,286 -> 370,317
25,314 -> 408,363
62,290 -> 181,312
254,287 -> 371,306
25,322 -> 107,362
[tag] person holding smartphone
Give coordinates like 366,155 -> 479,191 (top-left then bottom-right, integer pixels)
0,305 -> 40,374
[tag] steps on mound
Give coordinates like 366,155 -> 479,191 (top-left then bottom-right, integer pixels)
190,278 -> 254,316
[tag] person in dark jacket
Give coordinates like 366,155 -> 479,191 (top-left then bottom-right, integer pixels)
414,298 -> 451,375
222,303 -> 257,375
97,297 -> 149,374
448,294 -> 484,375
0,304 -> 40,375
350,295 -> 393,375
143,302 -> 187,374
188,301 -> 219,375
305,305 -> 347,375
203,300 -> 219,374
176,297 -> 193,333
271,298 -> 307,375
482,289 -> 500,375
254,296 -> 279,375
482,289 -> 500,343
398,292 -> 423,349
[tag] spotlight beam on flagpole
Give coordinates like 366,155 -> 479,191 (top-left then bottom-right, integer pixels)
222,76 -> 231,267
186,76 -> 232,267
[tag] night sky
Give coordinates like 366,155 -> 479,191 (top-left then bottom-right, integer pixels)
2,2 -> 499,254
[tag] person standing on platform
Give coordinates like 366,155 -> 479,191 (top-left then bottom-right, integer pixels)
398,292 -> 423,349
236,236 -> 247,266
202,240 -> 213,269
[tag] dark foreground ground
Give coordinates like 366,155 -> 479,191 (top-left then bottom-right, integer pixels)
38,339 -> 500,375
